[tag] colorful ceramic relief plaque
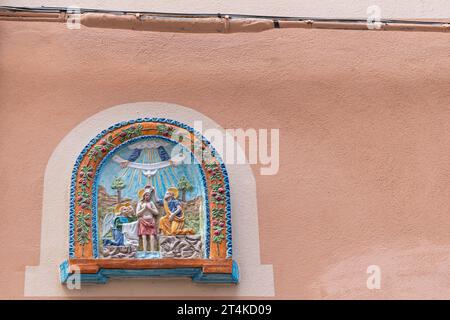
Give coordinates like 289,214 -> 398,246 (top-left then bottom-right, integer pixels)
60,119 -> 238,284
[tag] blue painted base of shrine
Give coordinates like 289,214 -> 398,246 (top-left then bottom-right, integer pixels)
59,260 -> 239,284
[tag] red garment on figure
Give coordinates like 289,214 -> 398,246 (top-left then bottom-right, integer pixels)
138,217 -> 156,236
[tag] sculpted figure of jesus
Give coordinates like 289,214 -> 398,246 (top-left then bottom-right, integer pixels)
136,186 -> 159,252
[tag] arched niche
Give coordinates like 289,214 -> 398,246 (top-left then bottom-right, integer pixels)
25,102 -> 273,296
60,118 -> 238,283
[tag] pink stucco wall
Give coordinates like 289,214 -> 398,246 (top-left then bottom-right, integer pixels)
1,20 -> 450,299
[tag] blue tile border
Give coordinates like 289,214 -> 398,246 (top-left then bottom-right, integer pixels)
69,118 -> 233,259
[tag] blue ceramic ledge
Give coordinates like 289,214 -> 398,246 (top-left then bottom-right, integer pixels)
60,260 -> 239,284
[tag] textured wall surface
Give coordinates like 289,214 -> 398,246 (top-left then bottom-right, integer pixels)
2,0 -> 450,18
1,20 -> 450,299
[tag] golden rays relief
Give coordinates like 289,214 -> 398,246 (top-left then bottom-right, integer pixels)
98,137 -> 204,259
